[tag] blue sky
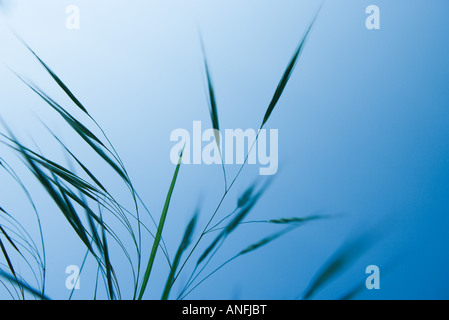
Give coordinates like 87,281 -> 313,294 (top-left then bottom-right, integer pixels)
0,1 -> 448,299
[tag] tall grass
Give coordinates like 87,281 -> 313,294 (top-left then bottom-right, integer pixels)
0,7 -> 371,300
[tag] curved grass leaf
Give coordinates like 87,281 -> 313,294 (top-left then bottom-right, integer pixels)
4,132 -> 95,257
0,270 -> 50,300
11,76 -> 130,187
0,239 -> 19,284
0,202 -> 45,292
0,222 -> 25,298
15,34 -> 88,115
0,224 -> 21,254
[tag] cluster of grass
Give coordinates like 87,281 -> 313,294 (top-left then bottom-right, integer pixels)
0,7 -> 371,300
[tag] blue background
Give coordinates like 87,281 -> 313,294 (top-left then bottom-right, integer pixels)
0,0 -> 448,299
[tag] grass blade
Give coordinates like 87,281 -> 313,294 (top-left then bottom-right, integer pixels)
200,35 -> 220,145
261,9 -> 320,128
199,34 -> 227,190
162,212 -> 197,300
137,146 -> 184,300
239,228 -> 293,256
267,215 -> 325,224
11,77 -> 131,187
0,224 -> 21,254
302,234 -> 373,300
100,210 -> 115,300
0,270 -> 50,300
15,35 -> 88,114
0,239 -> 19,284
